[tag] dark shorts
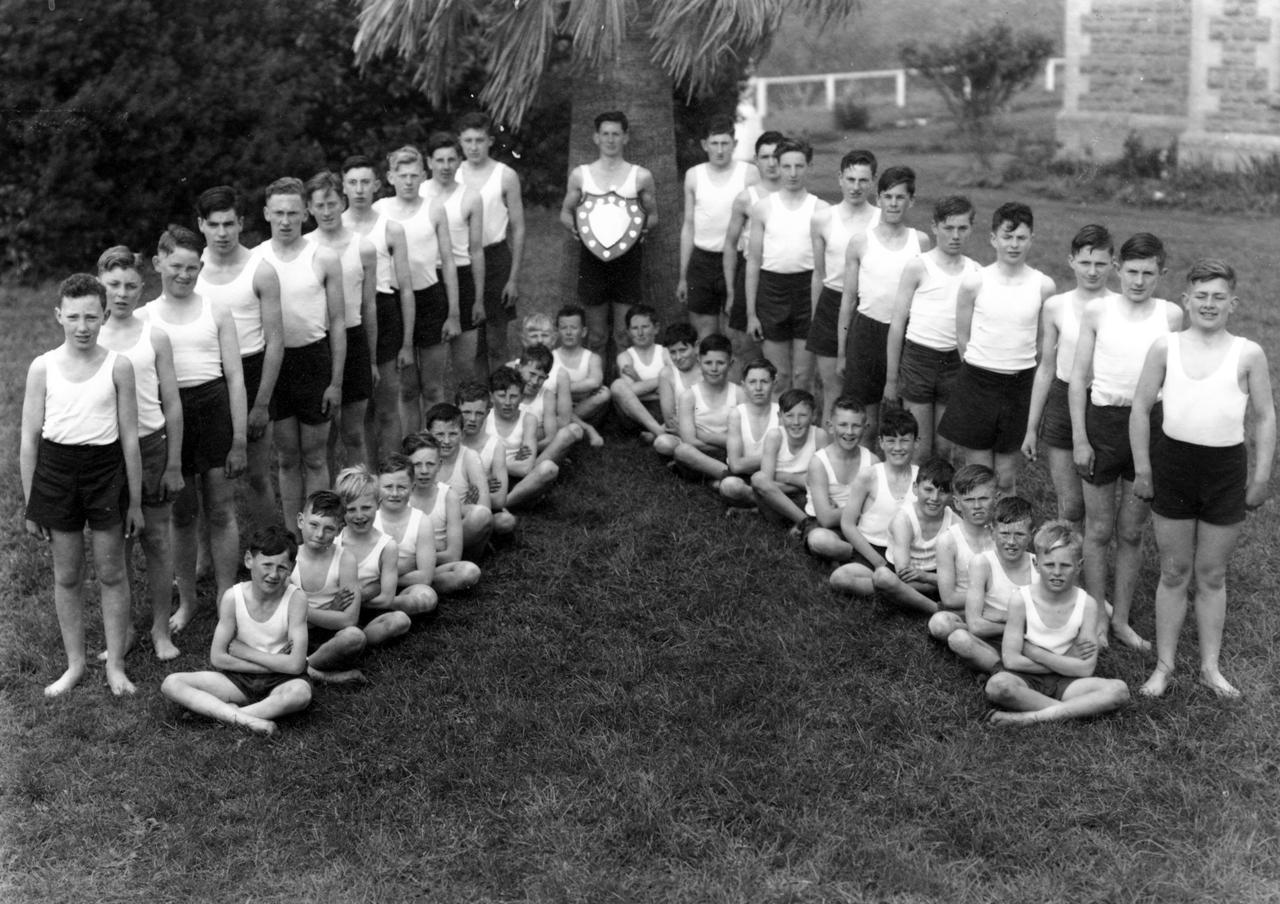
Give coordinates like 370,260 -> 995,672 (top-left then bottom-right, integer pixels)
412,283 -> 448,348
180,377 -> 233,475
844,310 -> 891,402
1000,669 -> 1078,700
851,542 -> 889,571
805,285 -> 842,357
686,247 -> 728,316
241,350 -> 265,410
375,291 -> 404,365
1152,434 -> 1247,526
222,669 -> 308,702
26,438 -> 126,532
442,265 -> 479,333
1038,377 -> 1073,450
139,428 -> 171,507
271,339 -> 331,426
483,239 -> 514,320
728,252 -> 748,332
898,340 -> 960,405
1084,401 -> 1161,486
937,363 -> 1035,456
756,269 -> 812,342
342,325 -> 373,405
578,243 -> 644,308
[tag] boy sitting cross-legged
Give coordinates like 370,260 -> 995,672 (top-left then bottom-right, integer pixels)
927,464 -> 997,641
455,381 -> 517,534
655,333 -> 745,482
985,521 -> 1130,726
333,466 -> 412,648
371,453 -> 445,609
484,366 -> 563,508
752,388 -> 827,527
404,434 -> 483,594
719,357 -> 778,508
610,304 -> 672,442
424,402 -> 494,559
552,304 -> 609,447
883,457 -> 957,607
657,322 -> 702,434
517,344 -> 584,467
161,525 -> 311,735
802,395 -> 879,559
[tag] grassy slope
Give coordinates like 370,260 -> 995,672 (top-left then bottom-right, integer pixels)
3,169 -> 1280,902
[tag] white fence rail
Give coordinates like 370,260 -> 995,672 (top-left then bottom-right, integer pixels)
746,57 -> 1064,118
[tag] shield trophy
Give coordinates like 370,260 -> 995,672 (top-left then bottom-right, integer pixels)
576,192 -> 644,262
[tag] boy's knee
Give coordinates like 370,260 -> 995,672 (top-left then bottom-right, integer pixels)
282,678 -> 313,709
537,461 -> 559,481
493,510 -> 517,534
160,673 -> 184,701
749,472 -> 771,493
928,611 -> 961,641
565,423 -> 584,442
383,611 -> 412,637
829,565 -> 859,594
947,629 -> 974,656
1106,679 -> 1131,707
871,566 -> 899,592
653,435 -> 678,457
336,626 -> 368,656
984,671 -> 1018,704
458,562 -> 482,589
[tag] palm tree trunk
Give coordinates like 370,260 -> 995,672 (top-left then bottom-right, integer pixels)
559,0 -> 680,331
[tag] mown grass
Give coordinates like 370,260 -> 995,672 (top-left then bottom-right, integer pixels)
3,167 -> 1280,902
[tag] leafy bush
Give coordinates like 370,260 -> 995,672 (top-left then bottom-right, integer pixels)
834,92 -> 872,131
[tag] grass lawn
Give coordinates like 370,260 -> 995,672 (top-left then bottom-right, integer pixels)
3,156 -> 1280,902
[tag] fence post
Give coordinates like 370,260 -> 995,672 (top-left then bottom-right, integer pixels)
826,74 -> 837,110
755,78 -> 768,118
1045,57 -> 1057,91
895,70 -> 906,108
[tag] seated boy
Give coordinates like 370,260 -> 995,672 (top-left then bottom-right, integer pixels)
657,322 -> 702,434
334,465 -> 412,643
553,304 -> 609,446
986,521 -> 1129,726
802,395 -> 878,558
456,381 -> 517,534
424,402 -> 494,558
161,525 -> 311,735
610,304 -> 671,442
928,464 -> 996,640
752,388 -> 826,526
884,457 -> 957,603
371,453 -> 445,608
719,357 -> 778,508
655,333 -> 745,481
485,366 -> 562,508
516,344 -> 583,467
403,434 -> 483,594
944,495 -> 1036,672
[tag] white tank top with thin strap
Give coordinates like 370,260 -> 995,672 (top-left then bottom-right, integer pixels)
895,505 -> 956,572
289,548 -> 343,610
1019,585 -> 1088,656
233,583 -> 295,655
112,320 -> 165,435
580,164 -> 638,198
1053,292 -> 1094,382
761,193 -> 819,273
906,254 -> 980,350
979,549 -> 1033,616
41,348 -> 119,445
338,532 -> 393,588
856,463 -> 918,547
374,506 -> 428,574
693,161 -> 750,252
257,241 -> 328,348
423,181 -> 471,266
465,162 -> 511,246
773,425 -> 820,476
1089,300 -> 1173,406
857,227 -> 922,324
805,445 -> 874,516
197,249 -> 265,356
736,403 -> 779,460
372,198 -> 439,290
822,205 -> 880,292
146,296 -> 222,387
965,265 -> 1045,373
1162,335 -> 1248,446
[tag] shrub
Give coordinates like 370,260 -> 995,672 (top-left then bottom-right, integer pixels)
834,92 -> 872,131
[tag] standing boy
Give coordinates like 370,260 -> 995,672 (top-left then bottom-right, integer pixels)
724,131 -> 785,375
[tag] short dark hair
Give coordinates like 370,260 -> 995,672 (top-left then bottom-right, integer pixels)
952,464 -> 996,496
662,322 -> 698,348
341,154 -> 379,175
1118,232 -> 1166,268
455,112 -> 493,134
1070,224 -> 1113,257
878,165 -> 915,196
742,357 -> 778,381
59,273 -> 106,308
96,245 -> 143,275
555,304 -> 586,327
703,115 -> 736,140
303,489 -> 345,522
489,365 -> 525,393
992,495 -> 1035,527
992,201 -> 1033,233
425,131 -> 461,158
839,149 -> 878,175
304,170 -> 344,201
247,524 -> 298,560
933,195 -> 974,223
1186,257 -> 1237,290
454,380 -> 490,406
831,394 -> 866,418
698,333 -> 733,356
264,176 -> 306,203
402,432 -> 441,455
377,452 -> 413,477
595,110 -> 629,132
196,185 -> 241,220
518,344 -> 553,372
625,304 -> 658,328
879,406 -> 919,439
755,130 -> 785,154
424,403 -> 463,431
775,137 -> 813,163
157,224 -> 202,257
778,388 -> 816,414
916,457 -> 955,492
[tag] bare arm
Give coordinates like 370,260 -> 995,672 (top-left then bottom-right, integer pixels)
836,234 -> 866,368
757,428 -> 782,481
212,304 -> 247,477
1068,302 -> 1101,474
722,193 -> 750,317
745,202 -> 766,341
964,557 -> 1006,638
113,357 -> 144,538
435,204 -> 460,338
398,514 -> 437,587
953,272 -> 980,362
252,262 -> 284,437
151,329 -> 185,500
676,169 -> 697,306
636,166 -> 658,232
316,247 -> 346,416
806,453 -> 838,528
366,540 -> 399,608
1021,300 -> 1062,462
466,452 -> 491,511
387,220 -> 416,369
810,208 -> 829,317
465,191 -> 486,324
438,489 -> 464,564
502,166 -> 525,304
1245,341 -> 1276,508
676,387 -> 698,445
360,240 -> 379,382
303,550 -> 360,630
934,533 -> 964,610
1130,338 -> 1167,501
839,470 -> 890,569
884,258 -> 925,403
19,358 -> 47,539
560,167 -> 584,236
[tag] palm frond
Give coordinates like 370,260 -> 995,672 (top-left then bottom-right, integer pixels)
563,0 -> 631,72
479,0 -> 563,126
353,0 -> 482,111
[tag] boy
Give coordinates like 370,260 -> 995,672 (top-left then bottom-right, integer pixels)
610,304 -> 672,441
404,434 -> 484,592
803,395 -> 878,559
752,389 -> 827,526
838,165 -> 932,442
161,525 -> 311,735
1132,259 -> 1275,698
657,322 -> 702,433
746,137 -> 828,395
456,380 -> 518,533
485,366 -> 563,508
457,112 -> 526,373
927,464 -> 997,640
98,247 -> 184,661
719,358 -> 779,507
424,402 -> 495,558
289,489 -> 364,683
21,273 -> 143,696
884,458 -> 957,605
884,195 -> 979,461
724,131 -> 785,375
944,495 -> 1037,673
1021,225 -> 1117,525
553,304 -> 609,446
371,453 -> 445,609
678,115 -> 755,337
809,149 -> 879,427
937,202 -> 1057,496
986,521 -> 1130,726
515,344 -> 583,467
656,333 -> 745,480
1069,233 -> 1183,651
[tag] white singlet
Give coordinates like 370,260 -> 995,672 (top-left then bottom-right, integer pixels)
348,213 -> 395,295
946,523 -> 989,598
442,447 -> 483,502
256,241 -> 328,348
338,532 -> 393,589
692,161 -> 750,252
580,164 -> 639,199
773,425 -> 820,477
1053,291 -> 1094,382
111,320 -> 165,435
463,162 -> 513,246
1162,335 -> 1248,446
691,383 -> 738,438
40,349 -> 120,445
1019,585 -> 1088,656
197,249 -> 266,356
905,254 -> 981,351
857,227 -> 922,324
422,181 -> 471,266
146,295 -> 223,387
232,583 -> 296,656
856,463 -> 919,548
475,433 -> 501,476
977,549 -> 1033,617
372,198 -> 440,290
1089,300 -> 1173,406
623,345 -> 666,400
737,185 -> 764,255
893,504 -> 957,572
289,547 -> 343,610
804,445 -> 874,517
307,234 -> 364,329
484,409 -> 526,465
761,193 -> 819,273
735,403 -> 779,460
822,205 -> 880,291
964,264 -> 1046,373
374,506 -> 430,574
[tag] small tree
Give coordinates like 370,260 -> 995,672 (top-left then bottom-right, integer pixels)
900,24 -> 1053,168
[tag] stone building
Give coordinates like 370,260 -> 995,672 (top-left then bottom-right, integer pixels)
1057,0 -> 1280,166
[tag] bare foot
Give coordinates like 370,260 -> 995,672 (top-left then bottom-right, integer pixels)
587,431 -> 605,448
152,629 -> 180,661
725,506 -> 757,519
1110,622 -> 1152,653
105,665 -> 137,696
232,710 -> 277,736
1095,630 -> 1110,651
639,430 -> 656,445
1139,668 -> 1173,698
307,666 -> 366,685
985,710 -> 1029,727
1198,668 -> 1241,699
169,604 -> 198,634
44,664 -> 86,698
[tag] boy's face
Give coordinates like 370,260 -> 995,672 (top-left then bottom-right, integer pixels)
556,315 -> 585,348
699,350 -> 731,384
409,446 -> 442,486
377,469 -> 413,509
993,518 -> 1033,563
627,315 -> 656,347
990,220 -> 1033,265
669,340 -> 697,371
198,208 -> 243,256
755,143 -> 780,181
838,165 -> 874,206
1036,544 -> 1080,593
245,549 -> 296,595
296,508 -> 342,551
264,192 -> 307,242
343,167 -> 380,208
1182,277 -> 1237,330
1068,245 -> 1112,293
593,121 -> 628,157
830,407 -> 867,450
155,247 -> 202,297
933,213 -> 973,256
701,132 -> 735,166
429,146 -> 461,185
915,479 -> 952,520
492,385 -> 524,419
954,481 -> 995,527
742,366 -> 774,406
57,295 -> 108,348
778,151 -> 808,190
389,161 -> 426,199
517,361 -> 547,397
877,430 -> 917,465
523,322 -> 553,347
877,182 -> 913,225
459,128 -> 493,164
307,188 -> 345,233
99,267 -> 143,320
780,402 -> 815,438
458,399 -> 489,436
1117,256 -> 1162,304
428,418 -> 462,457
344,492 -> 378,534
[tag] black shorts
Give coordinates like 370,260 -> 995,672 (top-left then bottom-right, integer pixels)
686,247 -> 727,316
222,669 -> 308,703
138,428 -> 171,507
443,265 -> 479,333
483,239 -> 514,319
271,339 -> 331,426
844,310 -> 891,402
375,291 -> 404,365
850,541 -> 889,571
729,252 -> 748,332
241,350 -> 265,410
577,242 -> 644,308
26,438 -> 126,532
898,340 -> 960,405
937,363 -> 1035,456
412,283 -> 448,348
756,269 -> 812,342
1038,377 -> 1073,450
1152,434 -> 1247,526
1000,669 -> 1078,700
342,325 -> 373,405
805,285 -> 842,357
1084,401 -> 1161,486
180,377 -> 233,475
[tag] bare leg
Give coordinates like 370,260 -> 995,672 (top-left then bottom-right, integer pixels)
1045,445 -> 1084,525
91,527 -> 135,695
815,355 -> 840,429
449,330 -> 479,389
928,610 -> 965,641
433,561 -> 481,595
274,419 -> 306,533
751,473 -> 806,525
762,339 -> 793,395
672,443 -> 729,480
399,357 -> 423,435
1141,514 -> 1195,697
534,424 -> 583,468
829,562 -> 875,597
806,527 -> 852,561
988,674 -> 1129,726
610,301 -> 630,365
307,625 -> 367,674
339,399 -> 370,470
370,359 -> 403,462
46,531 -> 88,697
507,461 -> 559,509
872,568 -> 940,615
139,501 -> 178,659
161,672 -> 272,733
391,584 -> 438,614
932,402 -> 954,462
203,469 -> 241,613
904,400 -> 936,463
863,403 -> 881,453
243,423 -> 277,533
611,379 -> 665,436
790,339 -> 814,394
417,343 -> 450,412
992,449 -> 1022,498
299,421 -> 333,509
170,481 -> 201,633
719,475 -> 758,507
459,504 -> 494,560
947,630 -> 1002,673
583,304 -> 610,361
363,611 -> 412,646
1110,480 -> 1153,651
1193,519 -> 1246,698
235,678 -> 313,725
689,312 -> 719,339
728,327 -> 761,384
